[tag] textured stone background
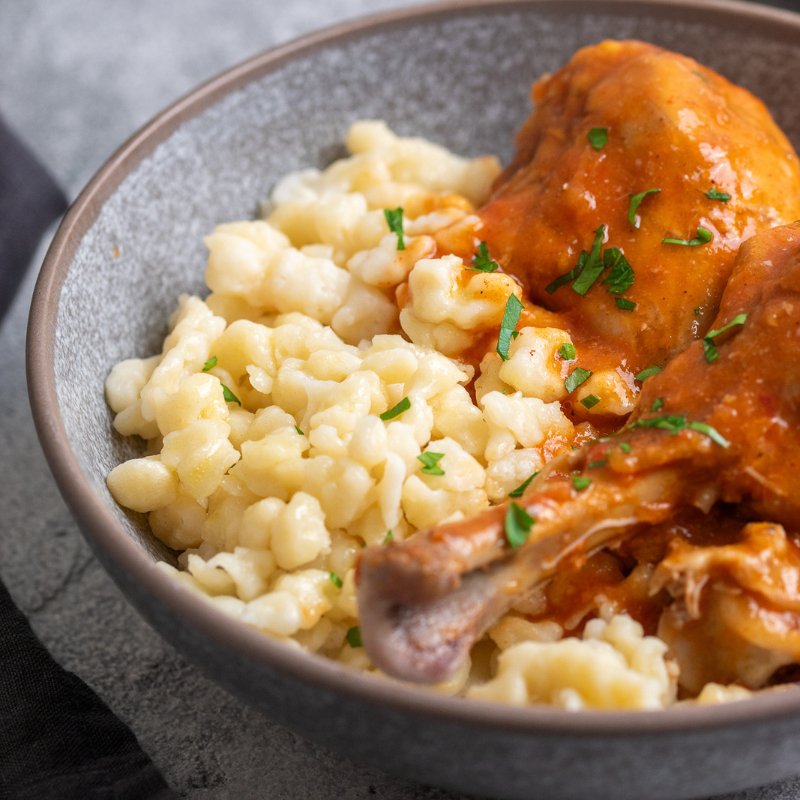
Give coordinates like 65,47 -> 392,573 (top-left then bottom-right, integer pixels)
2,1 -> 800,798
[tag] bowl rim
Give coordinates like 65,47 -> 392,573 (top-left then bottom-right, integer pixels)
27,0 -> 800,737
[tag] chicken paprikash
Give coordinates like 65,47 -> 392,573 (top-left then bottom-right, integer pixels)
357,40 -> 800,699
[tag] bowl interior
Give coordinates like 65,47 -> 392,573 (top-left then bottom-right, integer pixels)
37,0 -> 800,725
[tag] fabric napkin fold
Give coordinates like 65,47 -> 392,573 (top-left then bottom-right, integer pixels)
0,116 -> 175,799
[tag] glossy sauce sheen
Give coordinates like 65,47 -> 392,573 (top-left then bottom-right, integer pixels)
439,40 -> 800,376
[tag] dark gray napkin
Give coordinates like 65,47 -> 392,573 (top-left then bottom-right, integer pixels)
0,116 -> 175,799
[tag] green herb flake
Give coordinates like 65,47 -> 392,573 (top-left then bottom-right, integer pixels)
504,502 -> 535,549
497,293 -> 524,361
662,226 -> 713,247
380,396 -> 411,421
383,530 -> 394,544
628,414 -> 730,448
221,383 -> 241,405
509,471 -> 539,499
417,451 -> 445,476
619,441 -> 632,454
587,127 -> 608,151
615,297 -> 637,311
627,188 -> 661,229
635,365 -> 662,383
705,187 -> 731,202
571,225 -> 607,296
693,306 -> 704,316
545,255 -> 582,295
329,571 -> 343,589
702,313 -> 748,363
571,475 -> 592,491
294,425 -> 304,436
651,397 -> 665,412
470,241 -> 500,273
346,626 -> 363,648
581,394 -> 601,409
558,342 -> 576,361
602,248 -> 635,295
565,367 -> 593,394
687,421 -> 731,448
383,207 -> 405,250
202,355 -> 218,372
588,458 -> 608,469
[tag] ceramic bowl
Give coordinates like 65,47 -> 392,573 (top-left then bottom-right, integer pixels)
27,2 -> 800,798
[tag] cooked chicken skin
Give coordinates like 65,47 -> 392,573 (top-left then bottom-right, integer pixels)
438,40 -> 800,374
357,223 -> 800,685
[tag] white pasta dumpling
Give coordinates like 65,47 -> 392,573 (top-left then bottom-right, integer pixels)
468,616 -> 676,710
484,448 -> 545,503
270,492 -> 331,571
347,233 -> 436,290
148,487 -> 208,550
265,247 -> 351,324
498,327 -> 573,403
106,455 -> 177,513
211,319 -> 275,385
344,120 -> 501,207
154,373 -> 230,436
242,569 -> 334,637
402,438 -> 487,530
160,419 -> 240,504
573,368 -> 638,417
105,355 -> 159,414
233,425 -> 308,500
330,277 -> 399,345
429,385 -> 488,459
139,296 -> 226,424
204,220 -> 290,304
474,351 -> 512,402
302,455 -> 375,530
400,255 -> 521,357
481,391 -> 574,462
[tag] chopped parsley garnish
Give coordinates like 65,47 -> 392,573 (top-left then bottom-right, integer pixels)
202,355 -> 217,372
693,306 -> 704,316
588,458 -> 608,469
221,383 -> 241,405
615,297 -> 637,311
602,248 -> 635,294
627,188 -> 661,229
558,342 -> 576,361
509,471 -> 539,498
329,571 -> 343,589
702,313 -> 748,363
651,397 -> 664,412
505,502 -> 534,549
294,425 -> 304,435
581,394 -> 601,409
635,365 -> 662,382
705,187 -> 731,202
619,441 -> 632,454
346,626 -> 363,648
383,207 -> 405,250
417,451 -> 445,476
470,241 -> 500,272
497,293 -> 524,361
587,127 -> 608,150
571,475 -> 592,491
571,226 -> 607,296
380,396 -> 411,421
383,530 -> 394,544
662,226 -> 713,247
628,414 -> 730,448
545,257 -> 581,294
565,367 -> 593,394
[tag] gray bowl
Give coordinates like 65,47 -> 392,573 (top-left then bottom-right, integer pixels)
27,2 -> 800,798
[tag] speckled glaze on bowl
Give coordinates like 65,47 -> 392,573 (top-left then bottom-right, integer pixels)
27,2 -> 800,798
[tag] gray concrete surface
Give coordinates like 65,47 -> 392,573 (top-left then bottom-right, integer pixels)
2,1 -> 800,798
